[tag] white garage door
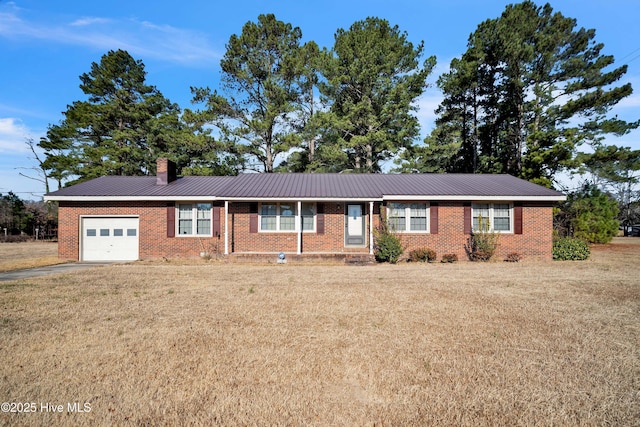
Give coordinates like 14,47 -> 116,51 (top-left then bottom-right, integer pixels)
81,217 -> 139,261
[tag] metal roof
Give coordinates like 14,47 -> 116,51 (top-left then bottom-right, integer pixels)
44,176 -> 236,201
44,173 -> 565,202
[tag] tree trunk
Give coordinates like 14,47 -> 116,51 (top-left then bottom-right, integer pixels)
265,144 -> 274,173
354,151 -> 361,171
366,144 -> 374,172
308,84 -> 315,164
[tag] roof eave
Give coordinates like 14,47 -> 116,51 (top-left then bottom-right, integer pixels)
45,194 -> 566,203
44,195 -> 220,202
221,197 -> 383,202
382,195 -> 566,202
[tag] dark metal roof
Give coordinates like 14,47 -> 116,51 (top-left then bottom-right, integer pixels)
217,173 -> 563,199
45,173 -> 564,200
46,176 -> 236,198
377,174 -> 561,197
218,174 -> 386,199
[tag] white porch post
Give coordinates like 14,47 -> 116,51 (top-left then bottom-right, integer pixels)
224,201 -> 229,255
369,201 -> 374,255
297,200 -> 302,255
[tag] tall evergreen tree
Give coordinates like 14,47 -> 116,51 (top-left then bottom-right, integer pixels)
40,50 -> 186,185
192,14 -> 312,173
412,1 -> 637,186
274,41 -> 327,172
316,17 -> 435,172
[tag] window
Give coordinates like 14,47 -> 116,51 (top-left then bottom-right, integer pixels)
260,203 -> 277,231
196,204 -> 211,234
177,203 -> 212,236
178,204 -> 193,235
410,204 -> 428,231
388,203 -> 406,231
279,203 -> 296,231
387,203 -> 428,232
472,203 -> 512,232
113,229 -> 123,237
86,229 -> 96,237
259,202 -> 316,232
301,203 -> 316,232
127,229 -> 137,237
100,229 -> 110,237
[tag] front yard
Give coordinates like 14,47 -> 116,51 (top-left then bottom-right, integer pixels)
0,239 -> 639,425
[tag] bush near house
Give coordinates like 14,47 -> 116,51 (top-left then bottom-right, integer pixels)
553,237 -> 590,261
408,247 -> 437,262
441,253 -> 458,263
373,221 -> 404,264
465,216 -> 499,261
504,252 -> 523,262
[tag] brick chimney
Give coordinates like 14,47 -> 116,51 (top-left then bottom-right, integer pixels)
156,158 -> 177,185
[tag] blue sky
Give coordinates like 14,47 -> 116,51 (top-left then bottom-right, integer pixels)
1,0 -> 639,198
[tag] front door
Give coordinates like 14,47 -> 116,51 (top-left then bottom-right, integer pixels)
345,204 -> 365,246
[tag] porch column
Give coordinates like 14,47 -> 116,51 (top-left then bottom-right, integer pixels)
224,201 -> 229,255
369,201 -> 374,255
297,200 -> 302,255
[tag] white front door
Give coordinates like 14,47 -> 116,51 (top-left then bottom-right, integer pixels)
345,204 -> 365,246
81,217 -> 139,261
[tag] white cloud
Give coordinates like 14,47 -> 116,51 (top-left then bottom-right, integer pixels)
0,7 -> 221,66
0,118 -> 31,153
70,17 -> 111,27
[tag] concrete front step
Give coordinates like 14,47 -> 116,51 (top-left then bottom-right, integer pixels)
228,253 -> 375,265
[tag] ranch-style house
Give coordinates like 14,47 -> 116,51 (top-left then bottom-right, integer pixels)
44,158 -> 565,262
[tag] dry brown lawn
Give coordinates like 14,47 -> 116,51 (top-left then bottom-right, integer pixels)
1,238 -> 639,426
0,241 -> 62,272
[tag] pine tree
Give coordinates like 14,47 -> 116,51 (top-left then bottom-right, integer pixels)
192,14 -> 312,173
40,50 -> 185,185
416,1 -> 637,186
316,17 -> 435,172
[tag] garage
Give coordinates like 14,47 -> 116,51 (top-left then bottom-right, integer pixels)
81,217 -> 139,261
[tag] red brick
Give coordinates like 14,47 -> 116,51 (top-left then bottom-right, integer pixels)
58,201 -> 554,261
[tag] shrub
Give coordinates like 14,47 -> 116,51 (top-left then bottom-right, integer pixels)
465,216 -> 499,261
373,221 -> 403,264
408,247 -> 436,263
552,237 -> 590,261
441,253 -> 458,263
505,252 -> 522,262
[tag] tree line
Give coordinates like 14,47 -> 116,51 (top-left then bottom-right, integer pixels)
27,1 -> 640,240
0,193 -> 57,240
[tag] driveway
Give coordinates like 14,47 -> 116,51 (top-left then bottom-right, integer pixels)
0,263 -> 112,282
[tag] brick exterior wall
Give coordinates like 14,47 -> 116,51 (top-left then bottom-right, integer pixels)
389,202 -> 553,261
58,201 -> 225,261
58,200 -> 554,261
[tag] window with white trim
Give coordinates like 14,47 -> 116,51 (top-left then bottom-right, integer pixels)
472,203 -> 512,232
177,203 -> 212,235
301,202 -> 316,232
387,203 -> 429,232
260,203 -> 297,232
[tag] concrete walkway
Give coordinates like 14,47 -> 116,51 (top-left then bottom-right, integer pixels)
0,263 -> 112,282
